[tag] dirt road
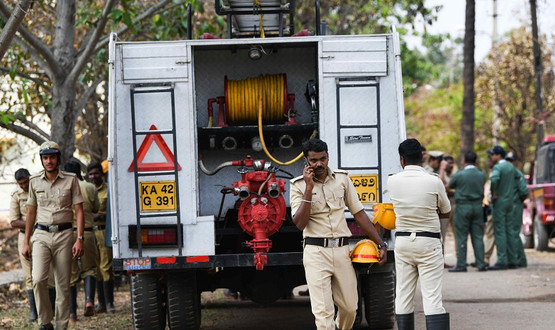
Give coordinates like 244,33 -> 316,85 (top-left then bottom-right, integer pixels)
200,233 -> 555,329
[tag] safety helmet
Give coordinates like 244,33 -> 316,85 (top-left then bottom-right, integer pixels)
372,203 -> 396,230
351,239 -> 379,263
39,141 -> 61,155
101,160 -> 109,174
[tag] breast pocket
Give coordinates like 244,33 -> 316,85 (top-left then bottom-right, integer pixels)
36,191 -> 49,207
58,189 -> 72,208
328,191 -> 346,211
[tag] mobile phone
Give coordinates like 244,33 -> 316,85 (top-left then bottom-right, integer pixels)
304,158 -> 310,167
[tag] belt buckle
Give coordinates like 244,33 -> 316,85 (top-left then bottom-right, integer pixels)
328,238 -> 340,248
48,225 -> 59,233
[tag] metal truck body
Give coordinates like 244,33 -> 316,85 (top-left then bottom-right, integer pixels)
107,24 -> 406,328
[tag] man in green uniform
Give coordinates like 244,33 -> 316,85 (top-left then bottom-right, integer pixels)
505,152 -> 529,268
22,141 -> 85,330
447,151 -> 487,272
64,161 -> 100,322
487,145 -> 516,270
87,161 -> 115,313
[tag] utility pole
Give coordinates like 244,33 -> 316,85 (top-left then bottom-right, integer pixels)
530,0 -> 544,145
491,0 -> 501,144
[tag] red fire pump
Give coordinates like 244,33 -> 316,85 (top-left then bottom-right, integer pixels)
231,157 -> 286,270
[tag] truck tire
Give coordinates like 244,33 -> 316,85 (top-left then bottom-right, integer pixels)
130,273 -> 166,330
362,271 -> 395,329
167,271 -> 200,329
534,214 -> 549,251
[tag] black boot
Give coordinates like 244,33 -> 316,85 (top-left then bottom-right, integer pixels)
104,280 -> 115,313
27,290 -> 38,322
69,286 -> 77,321
396,313 -> 415,330
48,288 -> 56,316
84,276 -> 96,316
96,280 -> 106,313
426,313 -> 450,330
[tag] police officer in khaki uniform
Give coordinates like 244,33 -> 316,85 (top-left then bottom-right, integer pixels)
22,141 -> 85,330
87,161 -> 115,313
64,161 -> 99,322
387,139 -> 451,330
10,168 -> 57,322
290,138 -> 387,330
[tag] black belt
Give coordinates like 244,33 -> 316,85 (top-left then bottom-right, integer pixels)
35,223 -> 73,233
304,237 -> 348,248
396,231 -> 441,239
93,225 -> 105,231
19,230 -> 25,234
74,228 -> 93,231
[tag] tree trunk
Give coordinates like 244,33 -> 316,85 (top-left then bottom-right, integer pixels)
51,80 -> 77,162
0,0 -> 33,60
460,0 -> 475,162
530,0 -> 544,146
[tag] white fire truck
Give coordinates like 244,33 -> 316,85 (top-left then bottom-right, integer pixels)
107,1 -> 406,328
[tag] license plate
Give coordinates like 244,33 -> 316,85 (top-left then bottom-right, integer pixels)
123,258 -> 152,270
349,174 -> 379,204
140,180 -> 176,211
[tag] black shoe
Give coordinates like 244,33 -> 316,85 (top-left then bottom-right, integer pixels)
489,263 -> 508,270
469,262 -> 477,268
39,324 -> 54,330
508,264 -> 519,269
477,266 -> 487,272
448,267 -> 467,273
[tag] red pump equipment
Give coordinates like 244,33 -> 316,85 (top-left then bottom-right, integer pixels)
231,157 -> 286,270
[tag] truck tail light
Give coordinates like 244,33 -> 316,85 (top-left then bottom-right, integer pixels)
544,199 -> 554,210
128,225 -> 181,248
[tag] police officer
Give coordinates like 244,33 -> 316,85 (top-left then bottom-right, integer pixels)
10,168 -> 57,322
22,141 -> 85,330
487,145 -> 516,270
290,138 -> 387,330
64,161 -> 100,322
505,152 -> 529,268
87,161 -> 115,313
447,151 -> 487,272
388,138 -> 451,330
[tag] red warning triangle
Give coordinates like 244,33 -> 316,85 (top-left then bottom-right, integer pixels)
128,124 -> 182,172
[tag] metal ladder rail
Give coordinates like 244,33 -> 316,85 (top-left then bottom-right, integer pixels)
129,83 -> 183,257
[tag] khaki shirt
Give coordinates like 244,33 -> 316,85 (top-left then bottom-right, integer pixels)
388,165 -> 451,233
97,182 -> 108,216
78,180 -> 100,228
290,168 -> 363,238
27,170 -> 84,225
9,187 -> 28,222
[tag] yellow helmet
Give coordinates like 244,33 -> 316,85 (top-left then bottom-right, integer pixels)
101,160 -> 109,174
372,203 -> 396,230
351,239 -> 379,263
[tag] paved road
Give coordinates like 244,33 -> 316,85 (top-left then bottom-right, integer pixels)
200,232 -> 555,329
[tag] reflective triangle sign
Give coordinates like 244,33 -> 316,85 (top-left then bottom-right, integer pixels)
128,124 -> 182,172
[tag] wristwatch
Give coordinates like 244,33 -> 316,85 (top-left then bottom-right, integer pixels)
378,241 -> 388,249
77,235 -> 85,242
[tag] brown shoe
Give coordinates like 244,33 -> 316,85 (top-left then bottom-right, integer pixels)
84,301 -> 95,316
444,263 -> 454,269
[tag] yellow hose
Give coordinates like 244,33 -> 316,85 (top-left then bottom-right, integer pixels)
254,0 -> 265,38
226,74 -> 285,122
258,99 -> 318,166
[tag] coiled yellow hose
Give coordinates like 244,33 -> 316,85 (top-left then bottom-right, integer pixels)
226,74 -> 286,123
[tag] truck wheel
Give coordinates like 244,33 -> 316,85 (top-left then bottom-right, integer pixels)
167,271 -> 200,329
363,271 -> 395,329
534,215 -> 549,251
130,273 -> 166,330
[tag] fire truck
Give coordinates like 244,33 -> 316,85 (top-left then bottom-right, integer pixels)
107,1 -> 406,328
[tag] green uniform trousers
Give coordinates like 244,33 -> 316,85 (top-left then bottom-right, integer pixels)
492,197 -> 514,265
454,202 -> 485,269
94,227 -> 113,281
510,202 -> 527,267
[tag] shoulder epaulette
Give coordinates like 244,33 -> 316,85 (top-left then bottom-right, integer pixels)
334,169 -> 348,175
290,175 -> 304,183
29,173 -> 42,180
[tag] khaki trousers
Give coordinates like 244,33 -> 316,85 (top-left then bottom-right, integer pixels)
395,236 -> 446,315
19,232 -> 56,290
484,214 -> 495,264
94,228 -> 113,281
70,231 -> 99,285
31,228 -> 73,329
303,244 -> 357,330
